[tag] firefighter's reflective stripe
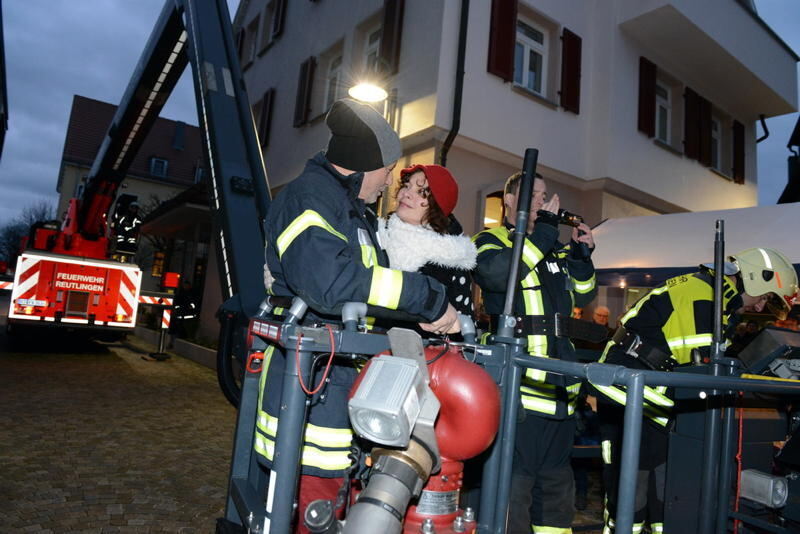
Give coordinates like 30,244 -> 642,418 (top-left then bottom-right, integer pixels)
357,228 -> 376,268
254,435 -> 353,471
368,266 -> 402,309
573,274 -> 596,294
593,384 -> 672,427
276,209 -> 348,259
601,440 -> 612,464
254,346 -> 354,471
620,285 -> 670,323
256,412 -> 353,448
476,243 -> 502,254
531,526 -> 572,533
650,522 -> 664,533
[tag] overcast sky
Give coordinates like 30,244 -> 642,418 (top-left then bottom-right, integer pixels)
0,1 -> 797,228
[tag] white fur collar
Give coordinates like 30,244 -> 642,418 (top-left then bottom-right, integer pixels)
377,214 -> 477,272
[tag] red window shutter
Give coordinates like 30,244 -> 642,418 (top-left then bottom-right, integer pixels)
733,120 -> 745,184
272,0 -> 287,39
293,57 -> 316,127
379,0 -> 405,75
487,0 -> 517,82
559,28 -> 582,114
259,88 -> 275,148
638,57 -> 656,137
684,87 -> 700,160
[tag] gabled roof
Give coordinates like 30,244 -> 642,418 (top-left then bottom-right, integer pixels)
60,95 -> 206,186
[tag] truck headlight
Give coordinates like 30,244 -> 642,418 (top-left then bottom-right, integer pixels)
348,355 -> 426,447
740,469 -> 789,508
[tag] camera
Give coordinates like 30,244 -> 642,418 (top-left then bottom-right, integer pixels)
556,209 -> 583,228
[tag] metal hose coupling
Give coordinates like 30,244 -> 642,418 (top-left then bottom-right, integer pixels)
342,438 -> 436,534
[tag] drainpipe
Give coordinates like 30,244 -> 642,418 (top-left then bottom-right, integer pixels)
756,114 -> 769,143
440,0 -> 469,167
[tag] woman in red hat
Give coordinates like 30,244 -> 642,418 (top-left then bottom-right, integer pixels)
378,164 -> 476,321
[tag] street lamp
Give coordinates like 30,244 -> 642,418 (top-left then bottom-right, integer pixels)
348,82 -> 388,103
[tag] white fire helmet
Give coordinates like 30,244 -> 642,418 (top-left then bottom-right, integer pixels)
730,248 -> 798,320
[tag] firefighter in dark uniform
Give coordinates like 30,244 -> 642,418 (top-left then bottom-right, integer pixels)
114,202 -> 142,256
259,99 -> 460,531
473,172 -> 597,534
594,248 -> 799,534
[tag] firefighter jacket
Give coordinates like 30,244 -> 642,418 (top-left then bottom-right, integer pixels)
473,215 -> 597,419
256,152 -> 450,477
595,270 -> 743,427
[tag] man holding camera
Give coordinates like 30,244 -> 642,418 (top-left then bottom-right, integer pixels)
473,172 -> 596,534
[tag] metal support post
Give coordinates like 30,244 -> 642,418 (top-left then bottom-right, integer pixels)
265,339 -> 313,534
616,371 -> 645,534
148,305 -> 171,361
716,363 -> 738,534
491,350 -> 524,533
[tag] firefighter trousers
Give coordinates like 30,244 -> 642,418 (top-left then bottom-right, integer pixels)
598,401 -> 667,533
508,413 -> 576,533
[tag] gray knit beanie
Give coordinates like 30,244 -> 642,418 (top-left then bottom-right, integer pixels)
325,99 -> 402,172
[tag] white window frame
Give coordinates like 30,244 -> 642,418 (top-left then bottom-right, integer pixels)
364,26 -> 381,73
655,81 -> 671,144
710,116 -> 722,171
513,18 -> 548,97
150,157 -> 168,178
325,55 -> 343,111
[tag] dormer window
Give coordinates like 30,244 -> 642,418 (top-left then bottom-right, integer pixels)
150,157 -> 168,177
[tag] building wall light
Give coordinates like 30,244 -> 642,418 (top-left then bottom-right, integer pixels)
348,82 -> 388,103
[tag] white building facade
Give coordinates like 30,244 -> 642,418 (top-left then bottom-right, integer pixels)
233,0 -> 798,235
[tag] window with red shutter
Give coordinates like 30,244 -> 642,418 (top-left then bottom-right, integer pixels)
487,0 -> 517,82
559,28 -> 581,114
378,0 -> 404,75
294,57 -> 316,127
684,87 -> 712,165
638,57 -> 656,137
732,120 -> 745,184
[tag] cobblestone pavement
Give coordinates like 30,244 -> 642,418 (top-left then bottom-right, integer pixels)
0,329 -> 237,533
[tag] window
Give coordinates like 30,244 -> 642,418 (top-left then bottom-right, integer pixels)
243,16 -> 260,65
152,251 -> 165,277
325,55 -> 343,111
655,82 -> 671,144
294,58 -> 316,127
364,26 -> 382,73
710,117 -> 721,171
150,157 -> 168,177
194,166 -> 206,184
258,0 -> 287,53
513,19 -> 548,96
255,88 -> 275,146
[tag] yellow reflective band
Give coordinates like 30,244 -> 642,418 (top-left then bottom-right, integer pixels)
360,245 -> 376,268
601,440 -> 612,464
651,522 -> 664,533
254,432 -> 353,471
567,383 -> 582,394
368,265 -> 403,309
573,274 -> 596,294
633,523 -> 645,534
521,242 -> 544,269
477,243 -> 503,254
643,387 -> 674,408
595,384 -> 628,406
273,306 -> 285,315
277,210 -> 347,258
667,334 -> 713,350
521,396 -> 557,414
531,525 -> 572,533
256,412 -> 353,448
621,285 -> 669,323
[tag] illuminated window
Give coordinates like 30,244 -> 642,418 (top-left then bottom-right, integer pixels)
152,251 -> 165,277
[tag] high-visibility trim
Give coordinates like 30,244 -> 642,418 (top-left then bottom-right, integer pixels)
573,274 -> 596,294
620,285 -> 669,323
368,266 -> 403,309
256,412 -> 353,448
520,396 -> 557,415
357,228 -> 376,268
277,210 -> 347,258
477,243 -> 503,254
531,525 -> 572,533
651,522 -> 664,533
667,334 -> 713,350
601,440 -> 611,464
254,431 -> 353,471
